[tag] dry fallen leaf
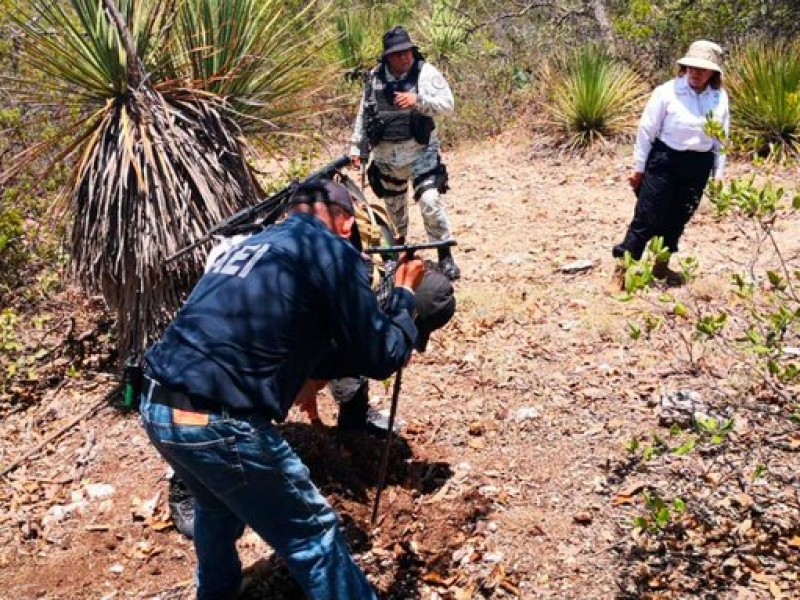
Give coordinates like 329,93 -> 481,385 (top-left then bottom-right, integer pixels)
148,519 -> 172,532
421,571 -> 453,587
613,482 -> 647,506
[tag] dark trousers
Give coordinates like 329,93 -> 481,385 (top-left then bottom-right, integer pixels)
613,140 -> 714,260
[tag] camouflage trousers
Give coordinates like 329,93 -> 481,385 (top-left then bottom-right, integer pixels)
371,147 -> 453,242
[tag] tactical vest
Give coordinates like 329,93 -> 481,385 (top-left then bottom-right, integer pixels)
365,60 -> 435,146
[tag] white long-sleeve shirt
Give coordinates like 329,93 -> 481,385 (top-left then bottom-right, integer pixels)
350,61 -> 454,167
634,75 -> 730,178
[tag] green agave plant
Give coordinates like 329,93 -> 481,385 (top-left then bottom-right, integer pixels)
417,0 -> 470,64
542,47 -> 648,150
2,0 -> 334,358
333,11 -> 383,72
330,2 -> 413,76
727,41 -> 800,158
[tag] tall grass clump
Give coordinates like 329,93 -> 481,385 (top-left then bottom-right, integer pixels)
540,47 -> 648,150
727,41 -> 800,159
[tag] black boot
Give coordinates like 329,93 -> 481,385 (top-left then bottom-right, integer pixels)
335,379 -> 399,438
437,247 -> 461,281
168,475 -> 195,539
335,380 -> 370,431
653,257 -> 685,287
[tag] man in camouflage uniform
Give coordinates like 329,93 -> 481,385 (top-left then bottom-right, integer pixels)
350,26 -> 460,280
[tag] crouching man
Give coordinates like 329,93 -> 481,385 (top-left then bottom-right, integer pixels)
140,180 -> 424,600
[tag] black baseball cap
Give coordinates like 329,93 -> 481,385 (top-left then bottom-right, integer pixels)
413,270 -> 456,352
288,179 -> 355,216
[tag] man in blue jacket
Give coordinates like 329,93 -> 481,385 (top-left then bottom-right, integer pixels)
140,179 -> 424,600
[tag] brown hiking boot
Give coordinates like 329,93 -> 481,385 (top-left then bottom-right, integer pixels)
653,258 -> 686,287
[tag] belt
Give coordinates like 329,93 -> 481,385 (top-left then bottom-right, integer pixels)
145,376 -> 258,420
653,138 -> 713,155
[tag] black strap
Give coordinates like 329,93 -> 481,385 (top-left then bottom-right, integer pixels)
145,377 -> 260,420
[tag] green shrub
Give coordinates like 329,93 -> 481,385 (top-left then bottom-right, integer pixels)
727,41 -> 800,159
0,206 -> 26,291
539,46 -> 648,150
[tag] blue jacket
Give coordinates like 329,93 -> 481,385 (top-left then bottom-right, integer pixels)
145,213 -> 417,421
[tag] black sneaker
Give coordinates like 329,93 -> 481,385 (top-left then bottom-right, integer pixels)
168,476 -> 195,539
439,255 -> 461,281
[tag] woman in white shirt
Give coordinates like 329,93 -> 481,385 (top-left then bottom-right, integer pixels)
612,40 -> 730,286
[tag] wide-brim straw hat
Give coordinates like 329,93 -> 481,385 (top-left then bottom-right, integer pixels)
677,40 -> 724,74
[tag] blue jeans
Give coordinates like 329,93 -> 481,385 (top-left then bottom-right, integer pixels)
139,384 -> 377,600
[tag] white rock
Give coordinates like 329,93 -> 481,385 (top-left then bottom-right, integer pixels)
109,564 -> 124,575
561,259 -> 595,274
478,485 -> 501,497
483,551 -> 504,563
46,500 -> 88,523
85,483 -> 115,501
514,407 -> 541,422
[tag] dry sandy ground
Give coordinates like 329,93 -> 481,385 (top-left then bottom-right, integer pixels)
1,132 -> 798,599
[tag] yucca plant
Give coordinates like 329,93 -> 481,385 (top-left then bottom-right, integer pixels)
330,2 -> 413,77
541,47 -> 648,150
417,0 -> 470,65
727,41 -> 800,159
1,0 -> 334,358
333,11 -> 382,73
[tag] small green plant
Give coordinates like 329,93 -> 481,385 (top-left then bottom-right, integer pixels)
0,207 -> 28,291
704,111 -> 728,147
642,435 -> 667,461
695,417 -> 735,445
695,313 -> 728,338
707,177 -> 797,220
634,491 -> 686,533
753,464 -> 769,481
625,437 -> 640,454
0,309 -> 21,354
627,312 -> 663,341
0,308 -> 23,394
618,237 -> 689,295
673,437 -> 697,456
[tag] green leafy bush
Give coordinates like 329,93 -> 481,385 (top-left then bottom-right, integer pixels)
539,46 -> 648,150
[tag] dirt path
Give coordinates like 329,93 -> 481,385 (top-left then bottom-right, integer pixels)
1,133 -> 798,599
